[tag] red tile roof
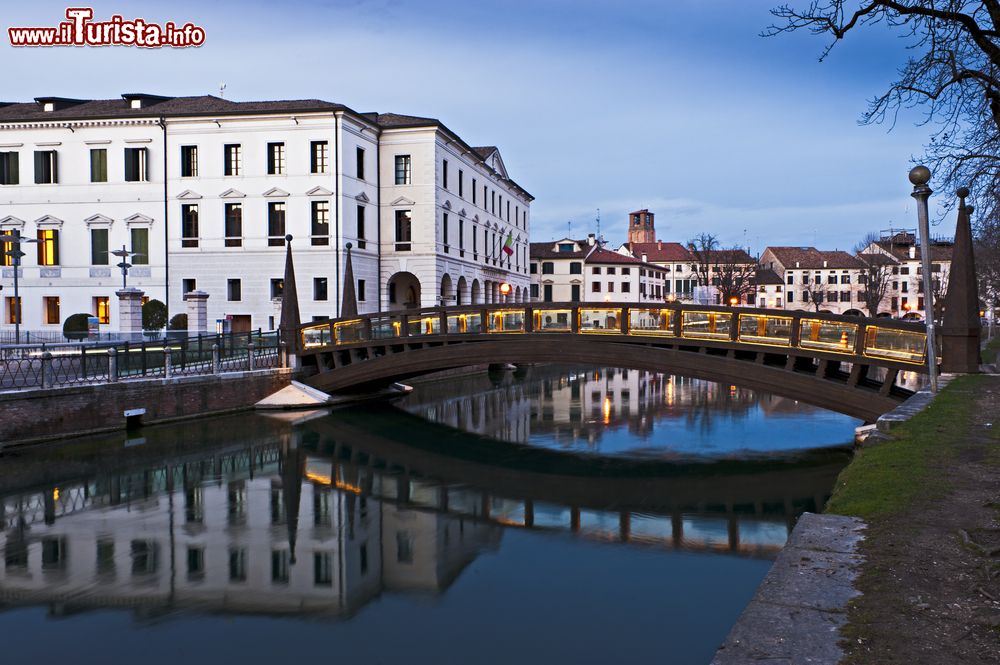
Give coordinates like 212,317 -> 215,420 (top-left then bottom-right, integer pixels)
765,246 -> 866,270
622,241 -> 693,262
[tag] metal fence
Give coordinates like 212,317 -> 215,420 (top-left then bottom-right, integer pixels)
0,330 -> 283,390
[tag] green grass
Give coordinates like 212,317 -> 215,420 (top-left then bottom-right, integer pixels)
825,375 -> 986,520
982,334 -> 1000,364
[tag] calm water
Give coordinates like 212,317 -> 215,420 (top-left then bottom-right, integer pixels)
0,366 -> 857,664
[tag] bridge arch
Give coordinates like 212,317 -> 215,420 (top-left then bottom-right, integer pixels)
388,272 -> 421,311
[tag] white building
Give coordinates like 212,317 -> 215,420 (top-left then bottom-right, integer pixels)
0,94 -> 532,335
529,236 -> 669,303
858,231 -> 953,319
759,246 -> 869,315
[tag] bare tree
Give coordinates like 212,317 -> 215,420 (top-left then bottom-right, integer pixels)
716,250 -> 760,304
976,218 -> 1000,326
687,233 -> 719,288
804,288 -> 826,312
858,253 -> 896,317
765,2 -> 1000,224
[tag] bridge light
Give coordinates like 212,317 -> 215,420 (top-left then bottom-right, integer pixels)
729,297 -> 739,307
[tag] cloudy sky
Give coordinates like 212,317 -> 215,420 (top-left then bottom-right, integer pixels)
2,0 -> 954,252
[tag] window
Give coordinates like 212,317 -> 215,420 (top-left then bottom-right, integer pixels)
0,151 -> 18,185
37,229 -> 59,265
443,213 -> 449,252
356,205 -> 366,248
543,284 -> 553,301
394,155 -> 411,185
34,150 -> 58,184
356,146 -> 365,180
558,243 -> 574,252
592,282 -> 601,292
219,203 -> 242,247
43,296 -> 60,324
459,219 -> 464,253
180,145 -> 198,177
592,267 -> 600,275
530,263 -> 537,274
224,144 -> 241,176
187,547 -> 205,580
130,228 -> 149,265
841,274 -> 852,284
787,292 -> 794,303
314,552 -> 333,587
266,142 -> 285,175
229,548 -> 248,582
182,278 -> 196,294
227,279 -> 241,301
491,190 -> 495,214
131,540 -> 158,576
607,267 -> 616,275
124,147 -> 147,182
360,544 -> 369,576
622,268 -> 630,275
311,141 -> 328,174
622,282 -> 631,293
570,262 -> 582,274
530,283 -> 539,298
541,262 -> 554,274
396,531 -> 413,563
181,204 -> 199,247
608,282 -> 615,292
5,297 -> 21,324
472,178 -> 477,204
90,228 -> 109,265
270,278 -> 284,299
902,281 -> 908,293
90,148 -> 107,182
395,210 -> 412,250
94,296 -> 110,324
459,169 -> 464,197
268,202 -> 286,246
358,279 -> 366,301
314,277 -> 328,301
443,159 -> 449,188
271,550 -> 290,584
571,284 -> 581,301
311,201 -> 329,246
827,274 -> 837,285
787,274 -> 794,285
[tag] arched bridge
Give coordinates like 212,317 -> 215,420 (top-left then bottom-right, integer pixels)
295,302 -> 931,421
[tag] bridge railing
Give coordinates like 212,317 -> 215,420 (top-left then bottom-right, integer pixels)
298,303 -> 931,367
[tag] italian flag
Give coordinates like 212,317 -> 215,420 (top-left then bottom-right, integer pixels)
502,232 -> 514,256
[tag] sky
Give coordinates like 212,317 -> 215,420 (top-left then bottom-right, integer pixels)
0,0 -> 957,253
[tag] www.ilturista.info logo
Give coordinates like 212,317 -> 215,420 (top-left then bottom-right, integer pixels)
8,8 -> 205,48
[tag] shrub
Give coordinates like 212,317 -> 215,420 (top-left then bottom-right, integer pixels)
168,313 -> 188,331
142,299 -> 168,331
63,312 -> 92,340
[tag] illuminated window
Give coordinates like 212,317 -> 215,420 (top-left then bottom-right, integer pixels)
94,296 -> 110,324
36,229 -> 59,265
5,297 -> 21,324
2,229 -> 20,266
43,296 -> 60,324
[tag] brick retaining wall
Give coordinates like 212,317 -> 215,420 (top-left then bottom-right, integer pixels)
0,369 -> 292,449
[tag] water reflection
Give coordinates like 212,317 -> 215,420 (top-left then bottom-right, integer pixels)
398,365 -> 860,455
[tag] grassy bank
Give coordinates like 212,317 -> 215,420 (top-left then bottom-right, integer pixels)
982,334 -> 1000,364
824,375 -> 986,519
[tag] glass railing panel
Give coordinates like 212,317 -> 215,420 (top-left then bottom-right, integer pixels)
407,315 -> 441,337
487,309 -> 525,333
300,324 -> 331,349
333,319 -> 367,345
533,309 -> 573,332
369,316 -> 399,340
681,311 -> 732,340
798,319 -> 858,354
447,312 -> 482,334
738,314 -> 792,346
628,308 -> 676,336
579,308 -> 623,334
863,326 -> 927,363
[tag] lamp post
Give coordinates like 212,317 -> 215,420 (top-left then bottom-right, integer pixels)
110,245 -> 144,291
909,165 -> 938,393
0,232 -> 38,345
499,282 -> 511,303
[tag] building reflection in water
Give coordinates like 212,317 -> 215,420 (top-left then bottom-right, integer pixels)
398,365 -> 851,452
0,412 -> 833,621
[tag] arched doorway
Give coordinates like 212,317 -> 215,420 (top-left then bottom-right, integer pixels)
471,279 -> 481,304
514,286 -> 521,303
842,309 -> 864,317
456,276 -> 467,305
484,280 -> 492,304
387,271 -> 421,311
440,274 -> 453,306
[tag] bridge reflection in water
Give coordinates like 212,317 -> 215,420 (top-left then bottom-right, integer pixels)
0,409 -> 848,619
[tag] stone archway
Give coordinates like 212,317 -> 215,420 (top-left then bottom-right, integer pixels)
387,271 -> 421,311
471,279 -> 481,304
456,276 -> 468,306
440,273 -> 454,306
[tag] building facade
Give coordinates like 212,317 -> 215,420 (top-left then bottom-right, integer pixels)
759,247 -> 868,315
859,231 -> 953,319
0,94 -> 531,334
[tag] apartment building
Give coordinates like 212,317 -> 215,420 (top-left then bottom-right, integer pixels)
759,246 -> 868,315
858,231 -> 953,319
0,94 -> 531,333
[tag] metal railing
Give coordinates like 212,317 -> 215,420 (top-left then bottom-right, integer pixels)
297,302 -> 932,368
0,330 -> 284,391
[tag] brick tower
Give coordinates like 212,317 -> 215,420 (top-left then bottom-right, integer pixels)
627,209 -> 655,244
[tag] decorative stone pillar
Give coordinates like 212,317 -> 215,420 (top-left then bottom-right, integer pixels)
185,290 -> 210,334
117,287 -> 145,339
941,188 -> 981,373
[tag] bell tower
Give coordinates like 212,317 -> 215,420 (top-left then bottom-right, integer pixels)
627,209 -> 655,244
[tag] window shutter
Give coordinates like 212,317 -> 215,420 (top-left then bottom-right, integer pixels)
124,148 -> 135,180
51,151 -> 58,183
34,151 -> 44,184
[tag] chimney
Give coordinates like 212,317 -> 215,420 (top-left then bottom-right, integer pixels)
657,241 -> 662,250
795,261 -> 800,268
641,253 -> 648,263
823,260 -> 828,268
909,245 -> 916,259
587,233 -> 595,246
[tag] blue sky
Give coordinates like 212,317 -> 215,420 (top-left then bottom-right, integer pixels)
1,0 -> 954,252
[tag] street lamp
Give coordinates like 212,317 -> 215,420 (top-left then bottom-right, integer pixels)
729,296 -> 739,307
909,165 -> 938,393
499,282 -> 511,302
0,231 -> 38,345
110,244 -> 144,290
